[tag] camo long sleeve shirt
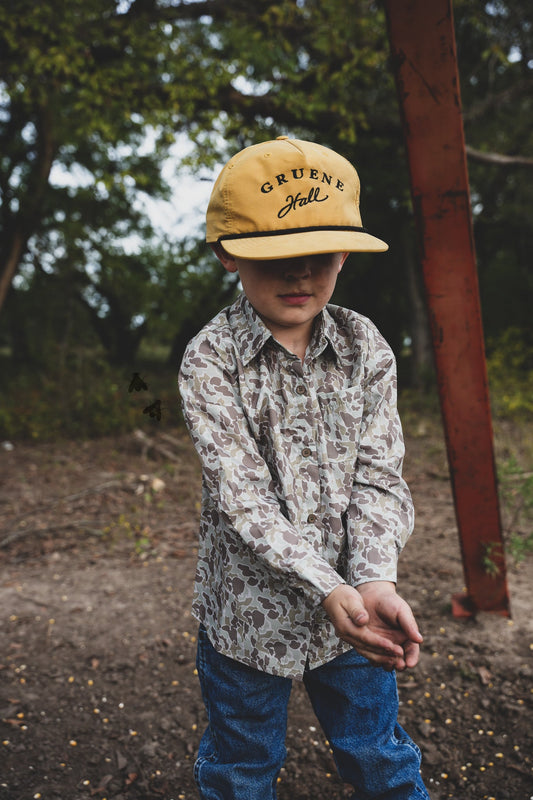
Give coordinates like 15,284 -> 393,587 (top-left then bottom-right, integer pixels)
178,293 -> 414,679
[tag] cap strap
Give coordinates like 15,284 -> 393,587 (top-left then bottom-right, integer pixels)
219,225 -> 368,242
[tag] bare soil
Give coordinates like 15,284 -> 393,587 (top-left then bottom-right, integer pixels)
1,419 -> 532,800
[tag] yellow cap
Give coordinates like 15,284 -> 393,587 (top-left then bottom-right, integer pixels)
206,137 -> 388,259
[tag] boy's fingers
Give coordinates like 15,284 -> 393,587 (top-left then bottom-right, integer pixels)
403,640 -> 421,669
344,596 -> 369,627
323,585 -> 422,668
322,585 -> 369,627
342,623 -> 404,658
395,604 -> 423,644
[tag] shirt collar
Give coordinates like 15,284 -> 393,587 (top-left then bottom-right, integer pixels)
310,305 -> 341,364
232,294 -> 273,365
231,294 -> 342,366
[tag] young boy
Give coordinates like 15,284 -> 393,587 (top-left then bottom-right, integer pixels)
178,137 -> 430,799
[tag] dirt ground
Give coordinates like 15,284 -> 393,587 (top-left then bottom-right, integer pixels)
1,417 -> 532,800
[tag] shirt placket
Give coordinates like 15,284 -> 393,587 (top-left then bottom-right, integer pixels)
286,356 -> 323,546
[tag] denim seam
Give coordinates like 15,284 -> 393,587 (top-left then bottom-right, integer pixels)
194,753 -> 219,784
197,630 -> 221,752
412,784 -> 431,799
391,729 -> 422,762
195,633 -> 223,800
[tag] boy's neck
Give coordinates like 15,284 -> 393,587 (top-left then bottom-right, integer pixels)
263,317 -> 315,362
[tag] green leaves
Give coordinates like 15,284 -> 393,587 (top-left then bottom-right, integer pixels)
1,0 -> 532,392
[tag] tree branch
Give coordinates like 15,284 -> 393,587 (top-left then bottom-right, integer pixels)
466,144 -> 533,168
125,0 -> 228,23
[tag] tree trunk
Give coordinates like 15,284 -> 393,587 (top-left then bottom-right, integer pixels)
402,225 -> 434,390
0,105 -> 56,315
0,232 -> 27,313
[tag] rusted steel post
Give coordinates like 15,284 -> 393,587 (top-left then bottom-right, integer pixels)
384,0 -> 510,615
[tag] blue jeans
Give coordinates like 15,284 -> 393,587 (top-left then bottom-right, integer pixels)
194,626 -> 430,800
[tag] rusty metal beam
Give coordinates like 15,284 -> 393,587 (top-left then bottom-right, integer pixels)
384,0 -> 510,616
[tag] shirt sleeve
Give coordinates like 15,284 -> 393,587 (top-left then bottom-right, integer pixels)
345,324 -> 415,586
178,336 -> 344,605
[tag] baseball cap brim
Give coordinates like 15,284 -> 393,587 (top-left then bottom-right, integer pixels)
218,229 -> 388,260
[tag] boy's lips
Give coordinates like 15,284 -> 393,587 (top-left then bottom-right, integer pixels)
279,292 -> 312,305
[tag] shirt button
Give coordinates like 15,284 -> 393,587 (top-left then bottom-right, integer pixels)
301,447 -> 312,458
307,513 -> 318,524
295,385 -> 306,395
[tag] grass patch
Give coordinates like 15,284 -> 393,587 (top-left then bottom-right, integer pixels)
0,351 -> 181,441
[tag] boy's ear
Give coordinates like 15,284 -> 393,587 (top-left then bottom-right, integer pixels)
338,252 -> 349,271
211,243 -> 238,273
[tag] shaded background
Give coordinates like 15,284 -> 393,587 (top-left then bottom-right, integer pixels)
0,0 -> 532,439
1,4 -> 532,798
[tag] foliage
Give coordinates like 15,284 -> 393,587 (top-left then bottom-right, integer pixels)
0,0 -> 230,348
481,540 -> 506,578
498,456 -> 533,566
455,0 -> 533,340
0,350 -> 181,441
2,234 -> 236,369
102,512 -> 154,557
486,328 -> 533,418
0,0 -> 532,394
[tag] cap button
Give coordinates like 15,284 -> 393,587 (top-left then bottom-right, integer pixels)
276,135 -> 289,140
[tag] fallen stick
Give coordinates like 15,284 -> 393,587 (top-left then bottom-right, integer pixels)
133,429 -> 181,462
0,518 -> 106,549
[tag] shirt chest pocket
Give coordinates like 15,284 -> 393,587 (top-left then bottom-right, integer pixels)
317,386 -> 363,466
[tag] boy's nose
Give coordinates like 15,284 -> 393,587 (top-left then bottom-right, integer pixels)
283,258 -> 312,280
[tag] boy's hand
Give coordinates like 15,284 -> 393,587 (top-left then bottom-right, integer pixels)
321,581 -> 423,671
